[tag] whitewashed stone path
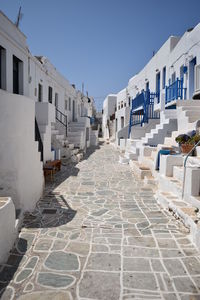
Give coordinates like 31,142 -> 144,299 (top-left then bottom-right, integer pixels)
1,143 -> 200,299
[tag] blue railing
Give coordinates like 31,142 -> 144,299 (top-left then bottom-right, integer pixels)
132,92 -> 146,110
165,78 -> 187,104
128,90 -> 160,138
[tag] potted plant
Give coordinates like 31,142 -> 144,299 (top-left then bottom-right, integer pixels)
175,134 -> 200,154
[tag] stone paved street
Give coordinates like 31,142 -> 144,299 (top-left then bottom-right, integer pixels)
1,143 -> 200,299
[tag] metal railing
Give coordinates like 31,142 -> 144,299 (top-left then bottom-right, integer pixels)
132,92 -> 145,110
182,140 -> 200,199
56,107 -> 68,137
128,90 -> 160,138
35,118 -> 43,162
165,78 -> 187,104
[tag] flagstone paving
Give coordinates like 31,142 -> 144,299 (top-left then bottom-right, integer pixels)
1,143 -> 200,299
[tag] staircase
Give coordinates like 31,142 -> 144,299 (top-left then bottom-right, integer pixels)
124,115 -> 177,162
51,123 -> 74,160
67,120 -> 86,150
162,100 -> 200,148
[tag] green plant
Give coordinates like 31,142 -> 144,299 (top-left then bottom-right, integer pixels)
175,134 -> 190,145
186,134 -> 200,145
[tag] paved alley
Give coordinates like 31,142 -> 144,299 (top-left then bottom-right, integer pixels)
1,143 -> 200,300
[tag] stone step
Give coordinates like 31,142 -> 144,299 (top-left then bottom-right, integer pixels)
159,174 -> 182,198
68,127 -> 84,132
119,155 -> 129,164
177,100 -> 200,107
124,151 -> 138,160
181,106 -> 200,111
185,111 -> 200,118
67,132 -> 82,137
55,134 -> 65,141
129,160 -> 152,179
51,129 -> 60,135
156,191 -> 200,250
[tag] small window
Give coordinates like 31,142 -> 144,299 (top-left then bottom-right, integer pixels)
162,67 -> 166,88
48,86 -> 53,103
171,72 -> 176,83
55,93 -> 58,107
65,99 -> 68,110
121,116 -> 124,129
128,97 -> 131,106
13,55 -> 23,95
69,97 -> 71,111
38,83 -> 42,102
0,46 -> 6,90
145,81 -> 149,91
180,65 -> 184,81
118,105 -> 120,110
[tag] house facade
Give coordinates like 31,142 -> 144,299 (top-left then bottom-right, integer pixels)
0,11 -> 96,262
103,23 -> 200,248
104,24 -> 200,148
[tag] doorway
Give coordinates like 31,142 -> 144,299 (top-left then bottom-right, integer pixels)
72,100 -> 75,121
189,57 -> 196,98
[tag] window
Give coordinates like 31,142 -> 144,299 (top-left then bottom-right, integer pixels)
145,81 -> 149,91
128,97 -> 131,107
162,67 -> 166,89
55,93 -> 58,108
180,65 -> 184,81
48,86 -> 53,103
121,101 -> 123,108
156,71 -> 160,101
69,97 -> 71,111
171,72 -> 176,83
121,116 -> 124,129
38,84 -> 42,102
0,46 -> 6,90
13,55 -> 23,95
65,99 -> 68,110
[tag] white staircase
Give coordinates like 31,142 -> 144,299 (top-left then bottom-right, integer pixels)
124,116 -> 177,162
51,123 -> 75,160
67,121 -> 86,149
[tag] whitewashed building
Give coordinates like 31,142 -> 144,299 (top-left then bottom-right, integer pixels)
102,94 -> 117,139
0,11 -> 96,262
103,23 -> 200,249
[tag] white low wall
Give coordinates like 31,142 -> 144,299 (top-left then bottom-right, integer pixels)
90,130 -> 99,146
0,197 -> 16,264
0,90 -> 44,211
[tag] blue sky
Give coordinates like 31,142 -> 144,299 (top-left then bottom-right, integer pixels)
1,0 -> 200,111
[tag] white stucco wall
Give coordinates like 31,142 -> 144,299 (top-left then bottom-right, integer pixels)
102,94 -> 117,138
0,90 -> 44,212
0,197 -> 16,264
0,11 -> 29,96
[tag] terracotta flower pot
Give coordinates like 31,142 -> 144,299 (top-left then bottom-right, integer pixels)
181,144 -> 194,154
